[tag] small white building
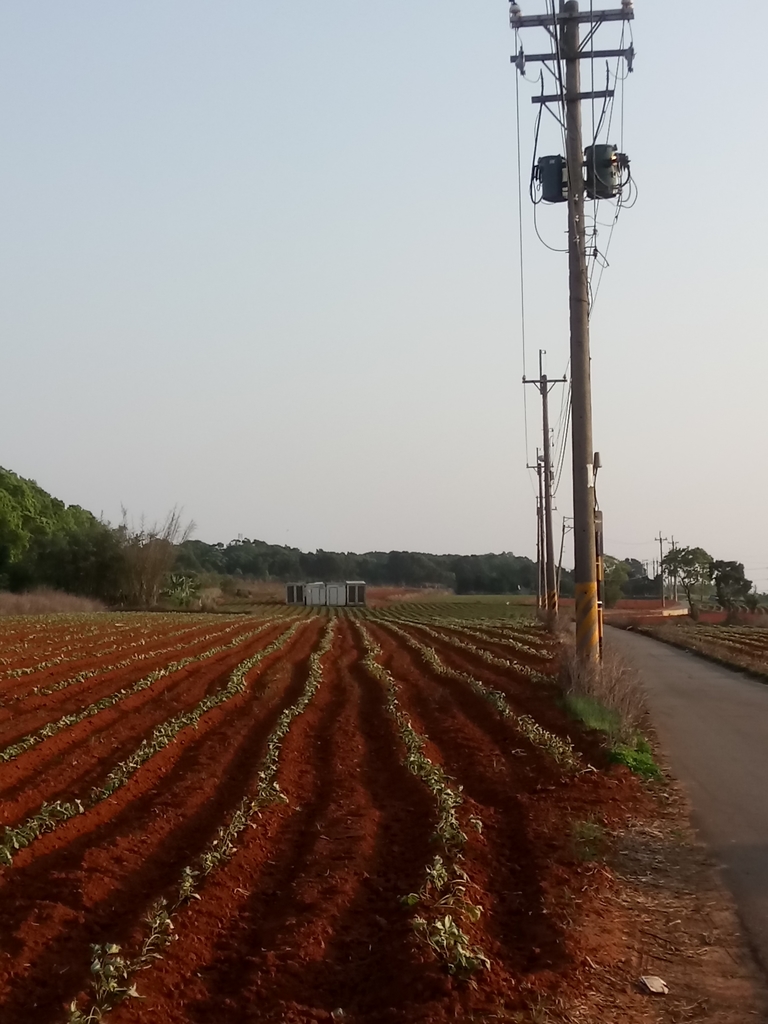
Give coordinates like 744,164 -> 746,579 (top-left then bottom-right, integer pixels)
284,581 -> 366,607
304,582 -> 327,607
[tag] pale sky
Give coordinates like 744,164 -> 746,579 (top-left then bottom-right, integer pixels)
1,3 -> 766,587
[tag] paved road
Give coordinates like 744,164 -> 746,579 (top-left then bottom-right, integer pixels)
608,626 -> 768,976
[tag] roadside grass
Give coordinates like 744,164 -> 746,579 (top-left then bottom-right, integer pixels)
562,646 -> 662,780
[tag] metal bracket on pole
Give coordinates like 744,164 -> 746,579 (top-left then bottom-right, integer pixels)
531,89 -> 614,104
510,8 -> 634,29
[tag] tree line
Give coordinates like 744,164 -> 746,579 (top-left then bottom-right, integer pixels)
175,538 -> 562,597
4,466 -> 752,609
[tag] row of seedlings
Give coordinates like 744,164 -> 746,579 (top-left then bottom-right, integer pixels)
0,620 -> 279,765
356,621 -> 491,980
0,614 -> 214,674
0,620 -> 305,866
382,623 -> 580,772
395,617 -> 555,663
66,620 -> 338,1024
0,617 -> 279,708
394,621 -> 553,686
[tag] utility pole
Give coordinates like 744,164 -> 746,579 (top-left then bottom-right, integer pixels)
524,351 -> 566,620
564,1 -> 597,659
557,516 -> 573,600
671,536 -> 679,603
510,1 -> 635,660
532,453 -> 546,609
657,533 -> 666,608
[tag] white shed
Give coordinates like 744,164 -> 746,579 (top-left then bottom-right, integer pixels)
285,583 -> 305,605
325,583 -> 347,607
304,582 -> 327,606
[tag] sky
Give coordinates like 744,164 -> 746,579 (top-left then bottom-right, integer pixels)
0,2 -> 766,586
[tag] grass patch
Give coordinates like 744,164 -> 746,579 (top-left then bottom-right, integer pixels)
610,737 -> 662,779
563,694 -> 622,738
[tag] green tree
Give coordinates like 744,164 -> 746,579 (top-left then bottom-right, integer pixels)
603,556 -> 630,608
662,545 -> 713,612
710,560 -> 753,610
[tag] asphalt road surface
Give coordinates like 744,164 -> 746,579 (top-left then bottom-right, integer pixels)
608,627 -> 768,977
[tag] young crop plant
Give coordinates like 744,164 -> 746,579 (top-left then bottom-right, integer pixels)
0,621 -> 304,867
384,623 -> 580,772
0,622 -> 276,765
355,622 -> 490,981
67,620 -> 338,1024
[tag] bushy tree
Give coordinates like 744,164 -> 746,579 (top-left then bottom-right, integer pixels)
710,560 -> 753,609
662,545 -> 713,612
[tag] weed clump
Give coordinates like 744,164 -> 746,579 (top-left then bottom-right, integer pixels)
561,644 -> 661,780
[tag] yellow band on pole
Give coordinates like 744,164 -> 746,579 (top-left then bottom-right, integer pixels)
547,590 -> 559,613
575,582 -> 600,660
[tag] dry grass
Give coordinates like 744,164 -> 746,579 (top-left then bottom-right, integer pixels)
561,642 -> 647,743
0,588 -> 106,616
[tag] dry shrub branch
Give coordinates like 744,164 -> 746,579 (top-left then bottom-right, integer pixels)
119,507 -> 194,608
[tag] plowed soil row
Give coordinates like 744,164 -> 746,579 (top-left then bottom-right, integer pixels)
0,621 -> 302,824
0,613 -> 651,1024
0,614 -> 229,670
0,616 -> 258,701
384,622 -> 607,763
0,616 -> 219,677
0,618 -> 325,1021
401,619 -> 555,672
0,618 -> 286,750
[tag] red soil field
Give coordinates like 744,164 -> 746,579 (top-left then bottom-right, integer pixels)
0,610 -> 653,1023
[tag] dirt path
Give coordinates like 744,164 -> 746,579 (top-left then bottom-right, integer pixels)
608,625 -> 768,980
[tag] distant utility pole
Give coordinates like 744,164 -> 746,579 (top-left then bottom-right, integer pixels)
670,536 -> 679,603
657,532 -> 667,607
530,452 -> 546,609
511,0 -> 635,659
524,351 -> 566,620
557,516 -> 573,599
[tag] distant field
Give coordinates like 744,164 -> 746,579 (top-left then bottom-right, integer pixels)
0,603 -> 655,1023
635,621 -> 768,679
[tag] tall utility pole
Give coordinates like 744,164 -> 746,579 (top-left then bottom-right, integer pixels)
524,351 -> 566,619
510,1 -> 635,660
563,2 -> 598,659
532,453 -> 546,609
657,532 -> 667,608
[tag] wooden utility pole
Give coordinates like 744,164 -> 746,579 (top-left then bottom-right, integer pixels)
524,351 -> 566,619
671,536 -> 679,603
563,1 -> 598,659
510,1 -> 635,660
557,515 -> 573,599
535,455 -> 545,608
657,533 -> 666,608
